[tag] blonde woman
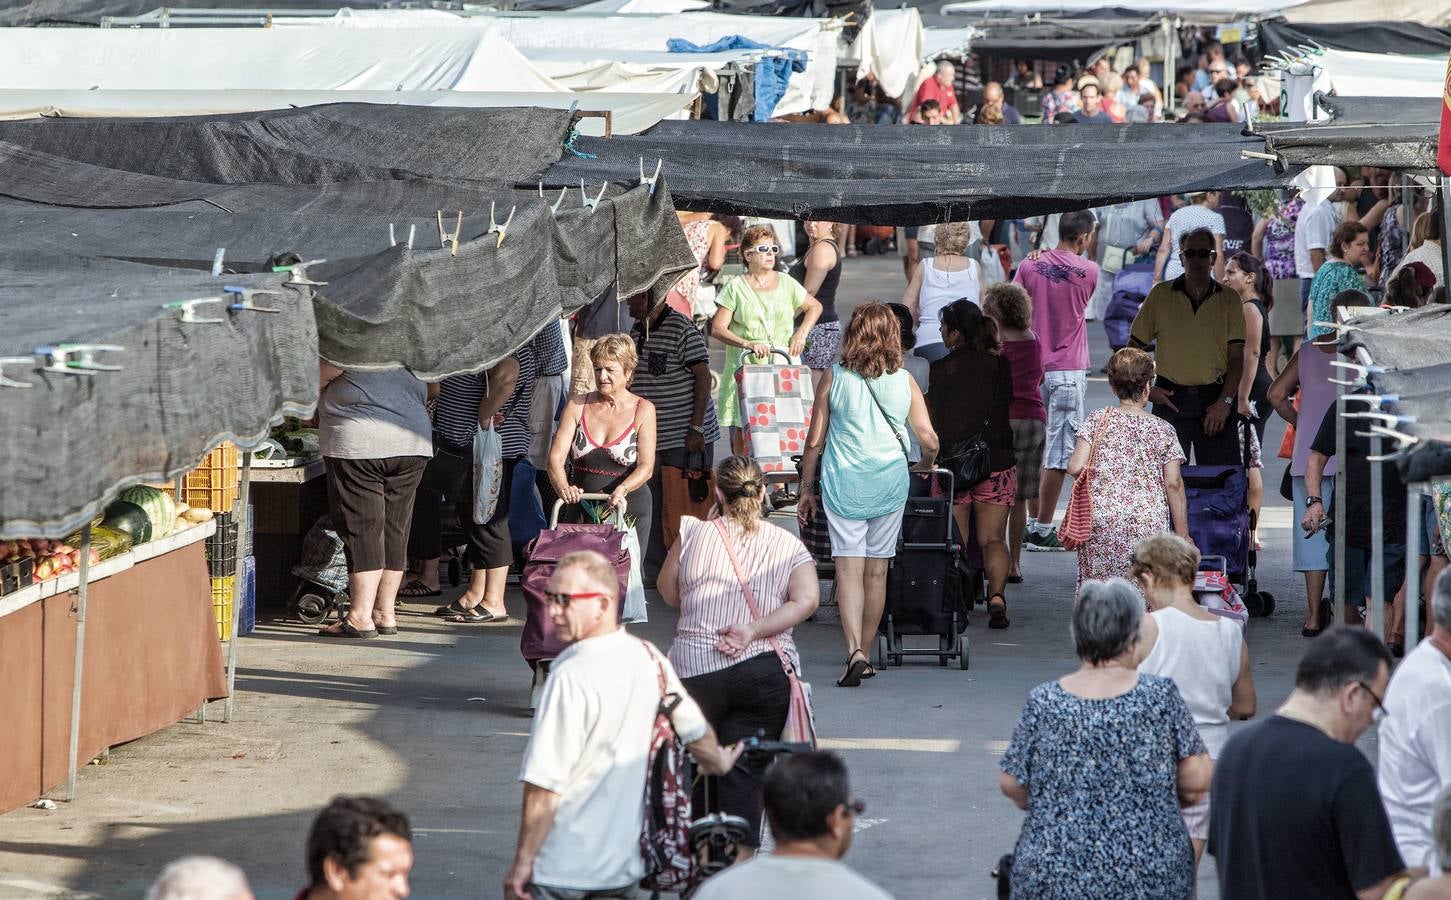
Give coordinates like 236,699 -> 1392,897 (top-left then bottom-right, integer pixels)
660,455 -> 819,853
712,223 -> 823,452
902,221 -> 983,362
547,334 -> 656,547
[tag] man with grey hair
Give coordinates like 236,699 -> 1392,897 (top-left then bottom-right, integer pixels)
1380,567 -> 1451,873
1210,627 -> 1406,899
506,550 -> 741,900
146,857 -> 253,900
908,60 -> 960,124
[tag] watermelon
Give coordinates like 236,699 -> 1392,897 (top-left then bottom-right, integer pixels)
102,500 -> 153,545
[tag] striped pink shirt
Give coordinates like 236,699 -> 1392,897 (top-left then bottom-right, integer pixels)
667,517 -> 814,680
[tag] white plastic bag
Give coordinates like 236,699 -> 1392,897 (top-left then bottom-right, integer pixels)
620,524 -> 648,624
472,424 -> 503,525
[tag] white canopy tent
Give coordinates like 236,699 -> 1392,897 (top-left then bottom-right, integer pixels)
0,89 -> 692,135
1282,0 -> 1451,25
940,0 -> 1309,18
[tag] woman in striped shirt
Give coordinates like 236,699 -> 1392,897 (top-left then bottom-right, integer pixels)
659,455 -> 820,853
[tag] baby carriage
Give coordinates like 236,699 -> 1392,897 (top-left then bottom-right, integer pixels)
520,494 -> 637,705
1102,263 -> 1155,352
289,514 -> 350,625
1182,427 -> 1275,617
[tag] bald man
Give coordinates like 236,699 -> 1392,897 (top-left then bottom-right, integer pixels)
976,82 -> 1022,125
909,61 -> 961,124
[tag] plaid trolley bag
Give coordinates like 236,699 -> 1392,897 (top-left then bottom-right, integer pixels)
736,348 -> 814,479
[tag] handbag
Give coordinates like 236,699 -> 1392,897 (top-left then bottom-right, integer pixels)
937,430 -> 992,492
1057,410 -> 1113,551
712,518 -> 817,747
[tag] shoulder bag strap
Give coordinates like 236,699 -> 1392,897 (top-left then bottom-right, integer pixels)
1085,408 -> 1114,471
712,518 -> 796,676
861,373 -> 910,459
639,639 -> 680,714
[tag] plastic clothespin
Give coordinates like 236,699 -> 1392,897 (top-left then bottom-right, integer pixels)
35,344 -> 124,376
222,285 -> 280,314
487,201 -> 516,249
639,157 -> 663,196
550,186 -> 569,214
581,179 -> 607,213
211,248 -> 227,277
389,223 -> 397,247
270,258 -> 329,286
1365,425 -> 1419,462
162,297 -> 227,324
437,211 -> 463,256
0,356 -> 35,388
407,224 -> 416,250
1328,359 -> 1385,387
1341,393 -> 1398,408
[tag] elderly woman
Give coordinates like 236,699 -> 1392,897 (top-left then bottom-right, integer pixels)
712,223 -> 823,453
798,303 -> 938,687
1307,220 -> 1370,340
1067,348 -> 1188,591
928,300 -> 1016,628
660,455 -> 819,853
789,219 -> 845,384
317,364 -> 433,638
547,334 -> 657,552
902,221 -> 983,362
1000,577 -> 1213,899
1132,532 -> 1256,881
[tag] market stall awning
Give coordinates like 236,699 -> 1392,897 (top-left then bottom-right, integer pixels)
1341,306 -> 1451,480
1257,96 -> 1441,172
1259,17 -> 1451,55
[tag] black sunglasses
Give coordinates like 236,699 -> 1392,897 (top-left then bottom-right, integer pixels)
1182,248 -> 1217,260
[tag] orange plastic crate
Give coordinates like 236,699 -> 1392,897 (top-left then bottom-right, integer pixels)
185,443 -> 239,514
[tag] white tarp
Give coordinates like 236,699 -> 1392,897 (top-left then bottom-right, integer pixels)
1284,0 -> 1451,25
940,0 -> 1308,18
922,27 -> 978,61
0,89 -> 694,135
532,59 -> 715,95
572,0 -> 710,13
848,8 -> 926,98
0,27 -> 564,93
1273,48 -> 1442,100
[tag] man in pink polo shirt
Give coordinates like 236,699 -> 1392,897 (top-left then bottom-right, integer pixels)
1013,210 -> 1099,551
908,61 -> 961,124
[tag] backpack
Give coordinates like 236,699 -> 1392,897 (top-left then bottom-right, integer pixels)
638,640 -> 697,896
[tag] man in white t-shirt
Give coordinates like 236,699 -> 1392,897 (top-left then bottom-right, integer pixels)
1294,168 -> 1355,310
505,551 -> 741,900
1379,568 -> 1451,873
694,752 -> 894,900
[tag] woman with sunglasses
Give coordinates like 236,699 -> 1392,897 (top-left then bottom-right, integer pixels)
658,455 -> 819,855
1132,532 -> 1256,884
712,224 -> 823,453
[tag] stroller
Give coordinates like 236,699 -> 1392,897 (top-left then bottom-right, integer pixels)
1102,263 -> 1155,352
520,494 -> 635,705
1182,424 -> 1275,618
873,469 -> 984,671
289,514 -> 350,625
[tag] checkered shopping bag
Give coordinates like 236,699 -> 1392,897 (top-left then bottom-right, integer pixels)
736,352 -> 814,476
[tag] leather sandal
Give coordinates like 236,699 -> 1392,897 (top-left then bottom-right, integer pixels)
987,593 -> 1010,630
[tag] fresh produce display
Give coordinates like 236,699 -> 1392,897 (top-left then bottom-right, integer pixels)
118,486 -> 177,539
66,526 -> 133,561
102,499 -> 153,544
0,537 -> 99,582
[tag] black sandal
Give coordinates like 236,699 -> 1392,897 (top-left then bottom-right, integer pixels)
318,619 -> 377,639
987,593 -> 1010,630
837,649 -> 871,687
398,579 -> 441,598
435,599 -> 485,622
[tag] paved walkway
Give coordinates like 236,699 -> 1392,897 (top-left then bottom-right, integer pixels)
0,255 -> 1368,900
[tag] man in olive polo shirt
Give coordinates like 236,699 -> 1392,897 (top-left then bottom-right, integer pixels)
1129,227 -> 1245,464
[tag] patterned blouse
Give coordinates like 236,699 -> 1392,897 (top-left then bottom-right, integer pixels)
1263,197 -> 1303,281
1306,260 -> 1365,340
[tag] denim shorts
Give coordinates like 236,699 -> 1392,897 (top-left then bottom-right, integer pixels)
1042,370 -> 1086,471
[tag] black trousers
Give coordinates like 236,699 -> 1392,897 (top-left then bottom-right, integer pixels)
681,652 -> 791,845
325,456 -> 428,573
408,439 -> 517,570
1152,377 -> 1243,466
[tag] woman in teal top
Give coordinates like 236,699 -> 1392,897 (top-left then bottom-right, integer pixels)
1306,221 -> 1369,340
799,303 -> 938,687
711,223 -> 822,453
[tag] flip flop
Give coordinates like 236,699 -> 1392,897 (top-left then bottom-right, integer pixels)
987,594 -> 1011,630
398,579 -> 441,598
837,649 -> 870,687
374,624 -> 399,635
318,619 -> 377,639
436,600 -> 485,622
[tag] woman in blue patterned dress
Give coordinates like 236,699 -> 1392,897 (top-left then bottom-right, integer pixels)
999,578 -> 1213,899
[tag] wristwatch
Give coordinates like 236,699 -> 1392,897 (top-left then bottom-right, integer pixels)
688,423 -> 706,434
1221,396 -> 1234,407
1306,496 -> 1323,507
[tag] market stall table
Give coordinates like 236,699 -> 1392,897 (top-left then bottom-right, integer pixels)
249,456 -> 327,617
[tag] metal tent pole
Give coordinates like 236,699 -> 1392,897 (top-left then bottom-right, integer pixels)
64,525 -> 92,802
1334,386 -> 1347,624
1369,432 -> 1384,633
1441,177 -> 1451,283
224,455 -> 252,723
1162,16 -> 1176,111
1407,483 -> 1423,652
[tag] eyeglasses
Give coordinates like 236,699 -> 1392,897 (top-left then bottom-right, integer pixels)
746,244 -> 781,255
1182,248 -> 1217,260
543,590 -> 610,609
1358,681 -> 1388,724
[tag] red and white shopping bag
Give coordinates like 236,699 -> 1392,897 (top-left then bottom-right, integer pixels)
736,352 -> 814,475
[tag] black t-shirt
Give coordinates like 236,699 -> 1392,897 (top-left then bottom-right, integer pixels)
1310,404 -> 1407,547
1209,716 -> 1404,900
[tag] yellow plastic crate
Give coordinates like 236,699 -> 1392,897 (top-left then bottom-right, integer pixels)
211,574 -> 235,641
185,443 -> 239,514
